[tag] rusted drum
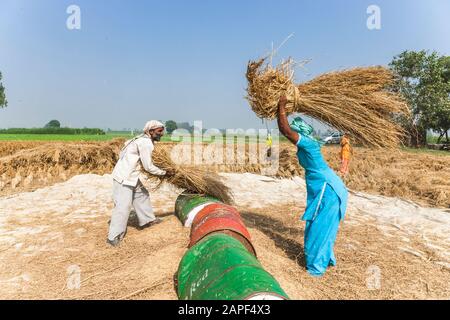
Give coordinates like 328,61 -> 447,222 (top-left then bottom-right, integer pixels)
191,203 -> 239,226
189,203 -> 256,256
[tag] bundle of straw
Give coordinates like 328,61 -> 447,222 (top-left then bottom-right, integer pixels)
246,58 -> 410,148
142,146 -> 234,204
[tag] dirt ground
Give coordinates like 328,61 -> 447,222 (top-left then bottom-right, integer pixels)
0,141 -> 449,300
0,173 -> 448,300
323,146 -> 450,208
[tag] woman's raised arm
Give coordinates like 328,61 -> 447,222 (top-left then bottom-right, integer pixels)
277,95 -> 299,145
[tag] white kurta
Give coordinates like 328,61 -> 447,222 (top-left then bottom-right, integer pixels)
108,134 -> 166,241
112,134 -> 166,186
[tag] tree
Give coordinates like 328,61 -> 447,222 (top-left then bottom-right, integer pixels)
165,120 -> 178,134
389,51 -> 450,146
177,122 -> 194,133
0,72 -> 7,108
441,56 -> 450,84
44,120 -> 61,128
436,56 -> 450,143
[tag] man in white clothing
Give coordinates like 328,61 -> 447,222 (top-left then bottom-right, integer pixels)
107,120 -> 174,246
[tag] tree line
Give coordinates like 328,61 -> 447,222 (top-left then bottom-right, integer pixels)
0,72 -> 6,108
390,50 -> 450,145
0,119 -> 105,135
0,128 -> 105,135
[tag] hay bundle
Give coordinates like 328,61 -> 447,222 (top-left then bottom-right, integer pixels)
143,146 -> 234,204
246,58 -> 410,148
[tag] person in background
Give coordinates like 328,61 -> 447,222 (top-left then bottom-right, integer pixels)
107,120 -> 174,247
276,95 -> 348,276
339,133 -> 352,177
266,132 -> 273,158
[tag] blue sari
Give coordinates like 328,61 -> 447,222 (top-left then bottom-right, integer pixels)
296,134 -> 348,276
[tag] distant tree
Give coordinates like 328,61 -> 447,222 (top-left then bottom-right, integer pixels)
177,122 -> 194,133
165,120 -> 178,134
44,120 -> 61,128
441,56 -> 450,83
389,50 -> 450,146
437,56 -> 450,143
0,72 -> 7,108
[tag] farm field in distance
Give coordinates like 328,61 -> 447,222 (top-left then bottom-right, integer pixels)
0,132 -> 135,141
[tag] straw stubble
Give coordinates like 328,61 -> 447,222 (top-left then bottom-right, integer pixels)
143,145 -> 234,204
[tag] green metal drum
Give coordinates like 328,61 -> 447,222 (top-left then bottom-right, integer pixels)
177,233 -> 289,300
174,192 -> 220,226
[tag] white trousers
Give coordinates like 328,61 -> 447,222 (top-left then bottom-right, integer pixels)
107,179 -> 156,240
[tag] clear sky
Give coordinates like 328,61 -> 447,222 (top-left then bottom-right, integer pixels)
0,0 -> 449,131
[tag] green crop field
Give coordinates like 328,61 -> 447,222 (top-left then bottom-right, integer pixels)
0,132 -> 290,143
402,147 -> 449,157
0,133 -> 135,141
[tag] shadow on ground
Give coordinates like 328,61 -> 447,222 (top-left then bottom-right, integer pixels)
241,211 -> 306,268
127,211 -> 175,228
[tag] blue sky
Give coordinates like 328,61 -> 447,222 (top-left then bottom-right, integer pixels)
0,0 -> 449,130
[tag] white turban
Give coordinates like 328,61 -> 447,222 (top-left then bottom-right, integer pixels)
143,120 -> 165,132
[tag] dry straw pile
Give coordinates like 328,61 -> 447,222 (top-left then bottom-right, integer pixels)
1,141 -> 448,207
0,140 -> 122,194
143,145 -> 234,204
246,58 -> 410,148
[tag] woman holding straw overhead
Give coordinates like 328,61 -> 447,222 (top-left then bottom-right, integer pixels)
276,95 -> 348,277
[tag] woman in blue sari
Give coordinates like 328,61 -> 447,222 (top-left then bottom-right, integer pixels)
277,95 -> 348,276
